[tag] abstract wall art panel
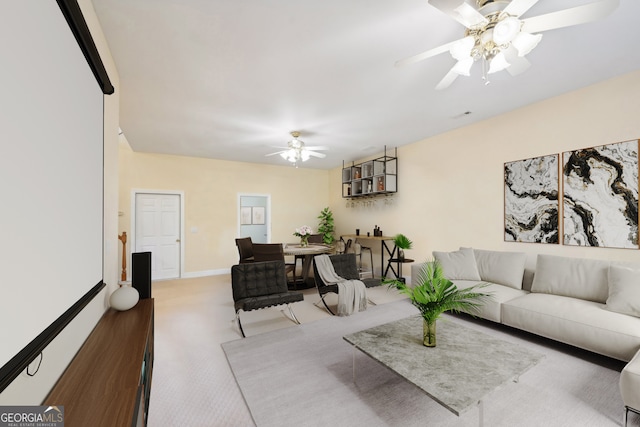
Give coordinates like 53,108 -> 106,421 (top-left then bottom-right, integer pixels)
505,154 -> 559,243
563,140 -> 639,248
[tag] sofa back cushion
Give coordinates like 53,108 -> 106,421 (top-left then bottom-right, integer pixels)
432,248 -> 481,281
606,265 -> 640,317
471,248 -> 526,290
531,254 -> 609,303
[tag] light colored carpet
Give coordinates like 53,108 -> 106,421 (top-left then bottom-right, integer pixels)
146,274 -> 406,426
223,299 -> 639,427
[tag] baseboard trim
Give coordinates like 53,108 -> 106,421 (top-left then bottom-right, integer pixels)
181,268 -> 230,278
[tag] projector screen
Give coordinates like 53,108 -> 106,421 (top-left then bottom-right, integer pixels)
0,1 -> 110,389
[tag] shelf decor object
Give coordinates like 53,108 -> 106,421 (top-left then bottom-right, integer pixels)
109,284 -> 140,311
563,139 -> 639,249
342,146 -> 397,198
504,154 -> 559,244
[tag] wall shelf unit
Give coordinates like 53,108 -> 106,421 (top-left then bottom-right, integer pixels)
342,147 -> 397,198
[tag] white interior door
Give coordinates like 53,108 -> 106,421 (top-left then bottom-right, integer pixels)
135,193 -> 181,279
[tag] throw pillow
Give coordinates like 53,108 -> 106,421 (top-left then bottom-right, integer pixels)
469,248 -> 526,290
606,265 -> 640,318
531,254 -> 609,303
432,248 -> 481,281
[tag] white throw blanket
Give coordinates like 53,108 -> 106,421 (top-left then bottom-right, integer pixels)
314,254 -> 367,316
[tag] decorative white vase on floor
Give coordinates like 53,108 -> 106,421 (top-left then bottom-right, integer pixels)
110,285 -> 139,311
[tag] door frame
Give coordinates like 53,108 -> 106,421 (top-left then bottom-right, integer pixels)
237,193 -> 271,242
130,189 -> 185,280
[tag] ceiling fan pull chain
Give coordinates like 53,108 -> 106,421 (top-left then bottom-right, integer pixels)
482,58 -> 490,85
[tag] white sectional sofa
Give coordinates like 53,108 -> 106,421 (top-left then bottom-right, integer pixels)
410,248 -> 640,363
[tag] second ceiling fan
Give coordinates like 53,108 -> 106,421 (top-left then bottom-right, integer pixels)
396,0 -> 619,89
266,131 -> 328,166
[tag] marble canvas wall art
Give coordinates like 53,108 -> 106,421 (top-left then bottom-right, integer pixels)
505,155 -> 559,243
563,140 -> 639,248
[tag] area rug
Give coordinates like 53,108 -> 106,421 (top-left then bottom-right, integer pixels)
222,299 -> 634,427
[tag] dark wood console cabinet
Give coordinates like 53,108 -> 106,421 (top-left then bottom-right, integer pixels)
45,298 -> 154,427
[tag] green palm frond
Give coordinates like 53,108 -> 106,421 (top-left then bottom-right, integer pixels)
385,259 -> 492,323
393,233 -> 413,250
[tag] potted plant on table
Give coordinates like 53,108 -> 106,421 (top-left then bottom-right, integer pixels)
385,260 -> 491,347
393,233 -> 413,260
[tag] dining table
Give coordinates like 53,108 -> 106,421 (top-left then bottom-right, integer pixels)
283,243 -> 332,289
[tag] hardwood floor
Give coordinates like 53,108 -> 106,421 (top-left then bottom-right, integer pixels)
147,274 -> 405,426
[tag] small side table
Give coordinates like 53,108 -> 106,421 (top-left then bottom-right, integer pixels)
385,257 -> 414,282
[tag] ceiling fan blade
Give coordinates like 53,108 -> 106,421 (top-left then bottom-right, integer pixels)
304,146 -> 328,151
435,69 -> 460,90
265,150 -> 287,157
306,151 -> 326,158
395,38 -> 465,68
502,0 -> 540,18
428,0 -> 488,29
521,0 -> 619,34
504,46 -> 531,76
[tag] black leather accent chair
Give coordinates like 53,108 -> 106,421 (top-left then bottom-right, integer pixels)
235,237 -> 254,263
231,260 -> 304,337
312,253 -> 382,315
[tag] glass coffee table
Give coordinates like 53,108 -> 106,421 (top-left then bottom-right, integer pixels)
344,315 -> 544,426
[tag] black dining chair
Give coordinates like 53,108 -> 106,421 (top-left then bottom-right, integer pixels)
252,243 -> 296,280
235,237 -> 254,263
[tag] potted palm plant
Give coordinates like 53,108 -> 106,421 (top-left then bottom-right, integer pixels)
393,233 -> 413,260
385,260 -> 491,347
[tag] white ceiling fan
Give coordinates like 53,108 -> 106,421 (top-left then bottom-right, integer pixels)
265,131 -> 328,166
396,0 -> 619,89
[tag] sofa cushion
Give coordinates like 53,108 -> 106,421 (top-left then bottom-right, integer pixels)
502,293 -> 640,362
606,265 -> 640,318
453,280 -> 528,323
468,248 -> 526,290
531,254 -> 609,303
432,248 -> 481,281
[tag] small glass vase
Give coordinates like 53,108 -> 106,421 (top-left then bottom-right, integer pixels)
423,319 -> 436,347
300,236 -> 309,247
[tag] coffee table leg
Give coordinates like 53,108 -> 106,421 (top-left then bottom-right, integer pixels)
478,400 -> 484,427
352,345 -> 356,383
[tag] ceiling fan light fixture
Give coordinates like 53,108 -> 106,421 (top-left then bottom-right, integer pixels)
452,58 -> 474,76
493,16 -> 521,45
450,36 -> 475,60
512,32 -> 542,57
488,51 -> 510,74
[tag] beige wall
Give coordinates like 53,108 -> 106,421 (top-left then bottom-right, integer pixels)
330,70 -> 640,275
118,148 -> 330,275
118,71 -> 640,279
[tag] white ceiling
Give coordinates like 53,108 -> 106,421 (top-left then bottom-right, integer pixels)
92,0 -> 640,169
